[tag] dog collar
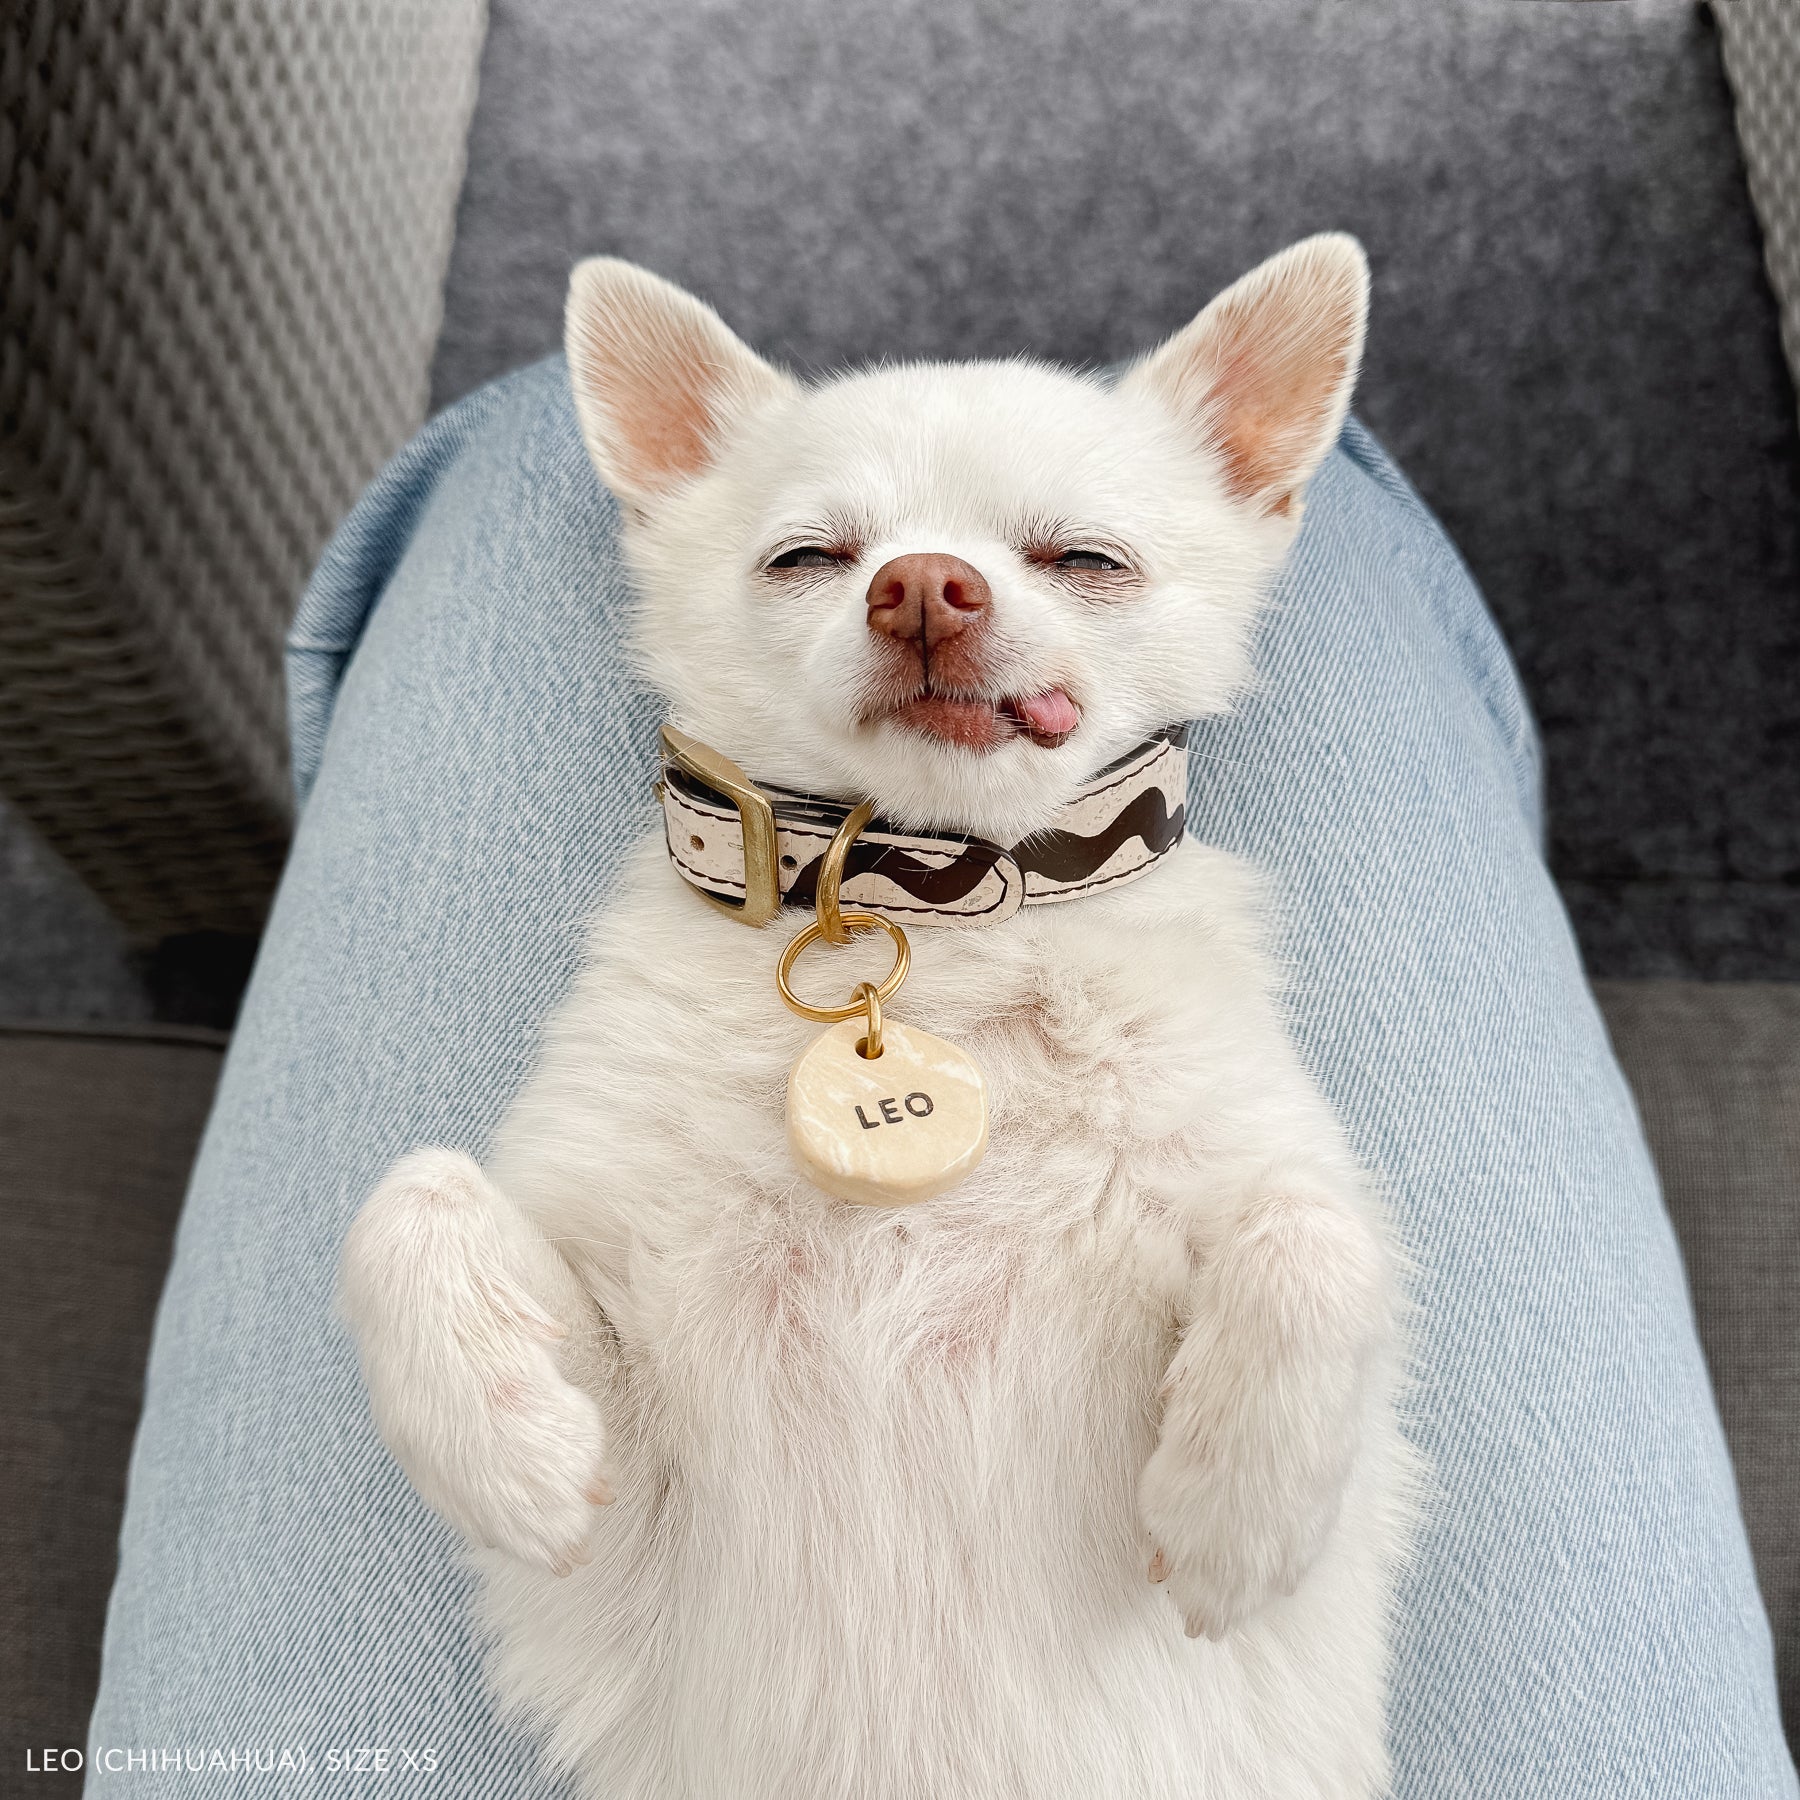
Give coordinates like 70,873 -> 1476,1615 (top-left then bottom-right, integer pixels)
658,723 -> 1188,929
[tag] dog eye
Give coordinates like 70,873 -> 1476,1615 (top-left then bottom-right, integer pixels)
767,546 -> 847,570
1056,550 -> 1124,572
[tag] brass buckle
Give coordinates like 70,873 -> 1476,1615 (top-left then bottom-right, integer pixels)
659,724 -> 782,927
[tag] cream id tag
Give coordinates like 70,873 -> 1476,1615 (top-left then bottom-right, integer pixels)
772,808 -> 988,1209
787,1018 -> 988,1207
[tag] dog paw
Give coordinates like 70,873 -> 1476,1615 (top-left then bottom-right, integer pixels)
1139,1409 -> 1351,1639
343,1149 -> 614,1575
416,1343 -> 615,1575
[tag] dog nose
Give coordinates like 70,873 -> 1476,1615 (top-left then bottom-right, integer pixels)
865,554 -> 990,649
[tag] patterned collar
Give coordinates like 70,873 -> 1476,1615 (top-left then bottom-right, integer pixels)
657,724 -> 1188,929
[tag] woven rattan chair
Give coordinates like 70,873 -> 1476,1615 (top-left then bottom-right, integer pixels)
0,1 -> 485,939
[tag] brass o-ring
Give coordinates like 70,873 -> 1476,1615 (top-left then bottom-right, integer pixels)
776,911 -> 911,1023
815,799 -> 876,946
853,980 -> 884,1058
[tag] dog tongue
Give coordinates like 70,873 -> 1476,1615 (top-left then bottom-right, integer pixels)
1013,688 -> 1080,738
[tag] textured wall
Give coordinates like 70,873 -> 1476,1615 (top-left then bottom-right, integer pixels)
433,0 -> 1800,979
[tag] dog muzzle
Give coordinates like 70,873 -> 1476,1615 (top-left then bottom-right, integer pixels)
657,723 -> 1189,929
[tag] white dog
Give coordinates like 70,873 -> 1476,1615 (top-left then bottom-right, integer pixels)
341,235 -> 1417,1799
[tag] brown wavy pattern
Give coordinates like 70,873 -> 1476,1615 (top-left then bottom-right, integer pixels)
1014,787 -> 1185,885
787,838 -> 1007,909
783,786 -> 1185,909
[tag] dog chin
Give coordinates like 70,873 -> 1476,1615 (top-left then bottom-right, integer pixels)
845,726 -> 1085,846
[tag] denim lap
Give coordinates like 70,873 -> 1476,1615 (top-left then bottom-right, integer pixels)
85,359 -> 1795,1797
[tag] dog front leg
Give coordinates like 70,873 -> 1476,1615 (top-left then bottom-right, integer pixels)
340,1147 -> 613,1574
1140,1160 -> 1394,1639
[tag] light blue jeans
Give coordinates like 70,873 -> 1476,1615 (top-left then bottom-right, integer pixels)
87,358 -> 1795,1796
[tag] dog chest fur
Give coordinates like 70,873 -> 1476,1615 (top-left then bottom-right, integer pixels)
454,839 -> 1408,1799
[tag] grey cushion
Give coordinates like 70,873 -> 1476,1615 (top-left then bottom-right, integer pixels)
1595,980 -> 1800,1743
434,0 -> 1800,980
0,1029 -> 224,1760
0,804 -> 152,1024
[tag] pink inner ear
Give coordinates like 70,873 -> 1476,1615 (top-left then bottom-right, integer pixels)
1169,269 -> 1356,510
1208,313 -> 1348,506
571,306 -> 729,496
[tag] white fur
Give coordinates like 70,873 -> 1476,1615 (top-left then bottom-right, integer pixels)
342,235 -> 1419,1799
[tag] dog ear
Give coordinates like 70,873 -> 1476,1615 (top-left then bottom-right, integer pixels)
566,260 -> 795,506
1123,234 -> 1368,520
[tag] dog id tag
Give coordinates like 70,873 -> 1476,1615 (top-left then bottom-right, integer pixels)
788,1018 -> 988,1207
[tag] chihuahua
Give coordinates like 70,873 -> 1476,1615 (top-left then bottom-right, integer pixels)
342,235 -> 1416,1799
